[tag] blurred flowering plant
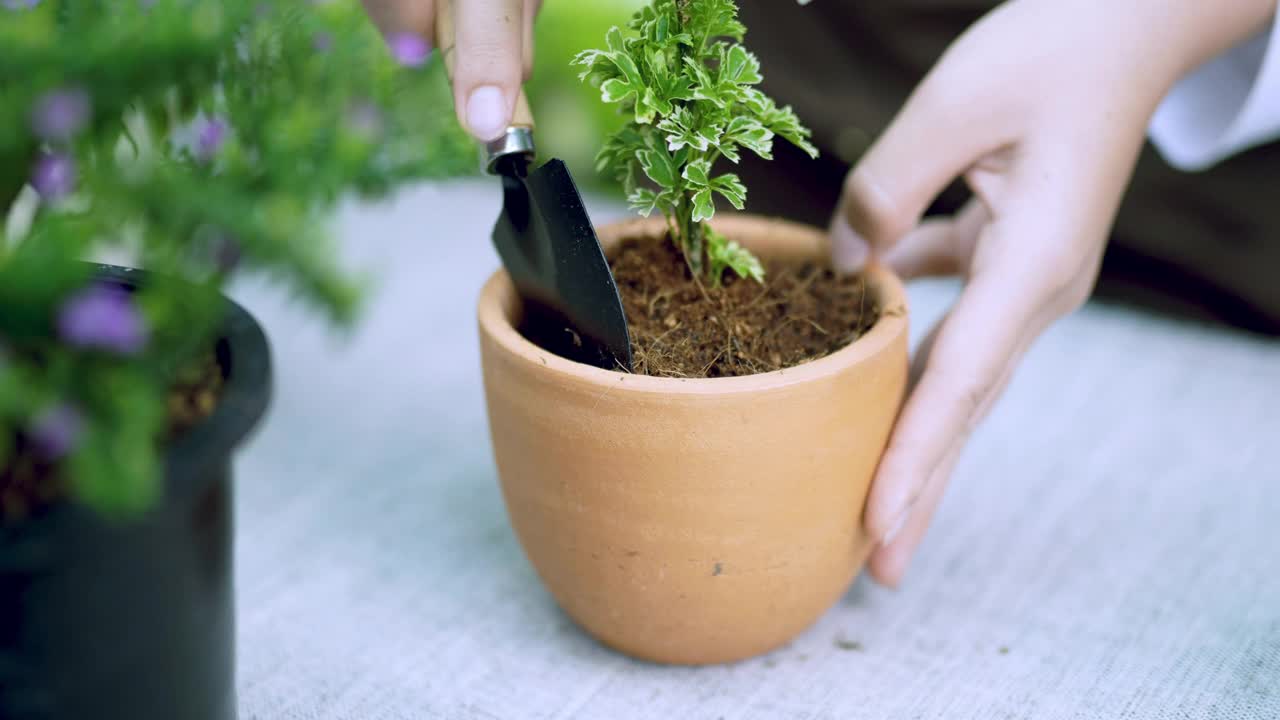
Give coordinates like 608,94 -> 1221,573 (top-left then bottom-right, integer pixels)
0,0 -> 473,517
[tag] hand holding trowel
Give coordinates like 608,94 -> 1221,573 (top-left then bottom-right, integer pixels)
434,0 -> 633,371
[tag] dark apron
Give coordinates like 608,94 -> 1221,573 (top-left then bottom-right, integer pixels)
736,1 -> 1280,335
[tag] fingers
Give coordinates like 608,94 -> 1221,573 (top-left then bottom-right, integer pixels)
879,199 -> 989,280
453,0 -> 526,141
862,183 -> 1096,570
867,438 -> 963,587
361,0 -> 434,37
864,239 -> 1035,535
360,0 -> 538,136
829,34 -> 1017,271
361,0 -> 437,61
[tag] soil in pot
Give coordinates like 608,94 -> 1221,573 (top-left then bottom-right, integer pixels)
0,352 -> 224,522
609,235 -> 880,378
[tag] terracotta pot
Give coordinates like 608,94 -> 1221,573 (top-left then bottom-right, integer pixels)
477,214 -> 909,665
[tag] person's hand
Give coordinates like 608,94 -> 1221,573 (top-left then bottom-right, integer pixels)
360,0 -> 541,141
830,0 -> 1276,588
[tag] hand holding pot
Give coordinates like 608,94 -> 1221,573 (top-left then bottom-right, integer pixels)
360,0 -> 541,141
830,0 -> 1277,588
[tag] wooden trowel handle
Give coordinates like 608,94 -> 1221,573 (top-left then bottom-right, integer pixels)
436,0 -> 536,172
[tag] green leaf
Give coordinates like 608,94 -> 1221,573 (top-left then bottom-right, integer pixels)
658,118 -> 706,153
672,146 -> 691,169
595,123 -> 644,177
628,187 -> 660,216
68,366 -> 163,517
683,56 -> 723,106
612,50 -> 646,91
723,116 -> 774,160
747,92 -> 819,159
719,45 -> 762,86
645,47 -> 667,77
627,3 -> 656,32
691,188 -> 715,222
707,227 -> 765,285
573,48 -> 619,85
600,78 -> 636,104
657,106 -> 717,153
686,0 -> 746,41
633,88 -> 663,124
642,87 -> 673,118
638,144 -> 678,189
605,25 -> 627,55
577,25 -> 647,112
711,173 -> 747,209
654,71 -> 694,108
683,158 -> 712,186
571,48 -> 604,68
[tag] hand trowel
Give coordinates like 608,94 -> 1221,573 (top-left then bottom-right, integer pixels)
436,2 -> 633,372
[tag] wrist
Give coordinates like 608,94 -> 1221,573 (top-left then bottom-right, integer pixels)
1158,0 -> 1276,83
1063,0 -> 1278,115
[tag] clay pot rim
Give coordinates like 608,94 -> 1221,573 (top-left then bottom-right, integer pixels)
477,213 -> 908,395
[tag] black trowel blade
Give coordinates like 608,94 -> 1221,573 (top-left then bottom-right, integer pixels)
491,157 -> 633,372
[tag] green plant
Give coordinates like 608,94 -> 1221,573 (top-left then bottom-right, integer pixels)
573,0 -> 817,284
525,0 -> 648,190
0,0 -> 473,518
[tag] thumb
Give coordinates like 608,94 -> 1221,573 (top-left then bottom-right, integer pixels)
450,0 -> 526,142
830,46 -> 1014,271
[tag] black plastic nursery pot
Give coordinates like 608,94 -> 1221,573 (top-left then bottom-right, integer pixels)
0,266 -> 271,720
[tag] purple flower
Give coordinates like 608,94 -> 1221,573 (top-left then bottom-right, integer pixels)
31,152 -> 76,200
347,101 -> 385,140
196,116 -> 228,162
388,32 -> 431,67
313,32 -> 333,53
29,403 -> 85,460
3,0 -> 41,10
30,87 -> 91,141
58,283 -> 149,355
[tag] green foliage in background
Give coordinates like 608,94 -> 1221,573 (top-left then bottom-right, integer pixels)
0,0 -> 472,518
525,0 -> 647,193
574,0 -> 817,283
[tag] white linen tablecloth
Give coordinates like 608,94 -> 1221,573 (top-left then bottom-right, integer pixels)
229,180 -> 1280,720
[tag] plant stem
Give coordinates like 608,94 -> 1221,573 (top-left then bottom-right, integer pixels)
671,0 -> 704,278
674,191 -> 701,277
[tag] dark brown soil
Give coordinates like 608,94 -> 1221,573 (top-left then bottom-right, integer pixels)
164,352 -> 224,441
610,237 -> 880,378
0,353 -> 223,522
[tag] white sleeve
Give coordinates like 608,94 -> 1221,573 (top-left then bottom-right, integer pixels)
1148,13 -> 1280,171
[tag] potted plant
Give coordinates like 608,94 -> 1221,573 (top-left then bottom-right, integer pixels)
477,0 -> 910,665
0,2 -> 470,718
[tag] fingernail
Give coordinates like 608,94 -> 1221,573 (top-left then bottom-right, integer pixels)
466,86 -> 508,142
388,32 -> 431,68
830,218 -> 869,273
882,508 -> 910,546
